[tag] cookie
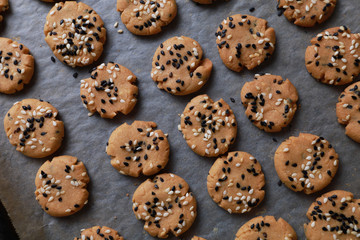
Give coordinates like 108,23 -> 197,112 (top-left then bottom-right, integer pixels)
132,173 -> 197,238
235,216 -> 297,240
179,94 -> 237,157
74,226 -> 124,240
117,0 -> 177,36
151,36 -> 213,95
305,26 -> 360,85
192,0 -> 214,4
277,0 -> 336,27
106,121 -> 169,177
215,14 -> 276,72
4,99 -> 64,158
0,38 -> 34,94
80,63 -> 138,118
274,133 -> 339,194
35,155 -> 89,217
241,74 -> 298,132
0,0 -> 8,22
304,190 -> 360,240
44,1 -> 106,67
192,236 -> 206,240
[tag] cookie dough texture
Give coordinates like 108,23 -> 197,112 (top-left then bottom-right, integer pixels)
275,133 -> 339,194
44,1 -> 106,67
74,226 -> 124,240
4,99 -> 64,158
132,173 -> 197,238
35,156 -> 89,217
192,236 -> 206,240
117,0 -> 177,36
151,36 -> 213,95
215,14 -> 276,72
0,0 -> 8,22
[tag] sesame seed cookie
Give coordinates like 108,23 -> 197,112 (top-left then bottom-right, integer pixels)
179,94 -> 237,157
0,0 -> 8,22
35,155 -> 89,217
132,173 -> 197,238
192,0 -> 214,4
74,226 -> 124,240
192,236 -> 206,240
151,36 -> 213,95
106,121 -> 169,177
304,190 -> 360,240
117,0 -> 177,36
215,14 -> 276,72
44,1 -> 106,67
241,74 -> 298,132
4,99 -> 64,158
305,26 -> 360,85
80,63 -> 138,119
274,133 -> 339,194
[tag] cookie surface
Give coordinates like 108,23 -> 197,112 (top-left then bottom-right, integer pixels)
0,0 -> 8,22
35,155 -> 89,217
132,173 -> 197,238
151,36 -> 213,95
4,99 -> 64,158
274,133 -> 339,194
74,226 -> 124,240
241,74 -> 298,132
44,1 -> 106,67
106,121 -> 169,177
179,94 -> 237,157
192,236 -> 206,240
304,190 -> 360,240
215,14 -> 276,72
117,0 -> 177,36
305,26 -> 360,85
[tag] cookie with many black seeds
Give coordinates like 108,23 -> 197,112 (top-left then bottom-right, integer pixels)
74,226 -> 124,240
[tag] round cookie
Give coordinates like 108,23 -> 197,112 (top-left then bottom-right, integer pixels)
80,62 -> 138,118
35,155 -> 89,217
305,26 -> 360,85
74,226 -> 124,240
0,0 -> 8,22
132,173 -> 197,238
151,36 -> 213,96
192,0 -> 214,4
4,99 -> 64,158
0,38 -> 34,94
235,216 -> 297,240
192,236 -> 207,240
274,133 -> 339,194
215,14 -> 276,72
44,1 -> 106,67
241,74 -> 298,132
116,0 -> 177,36
179,94 -> 237,157
304,190 -> 360,240
106,121 -> 169,177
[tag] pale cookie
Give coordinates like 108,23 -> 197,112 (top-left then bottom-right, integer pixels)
151,36 -> 213,95
0,0 -> 8,22
4,99 -> 64,158
305,26 -> 360,85
215,14 -> 276,72
192,236 -> 207,240
179,94 -> 237,157
192,0 -> 214,4
304,190 -> 360,240
44,1 -> 106,67
274,133 -> 339,194
117,0 -> 177,36
74,226 -> 124,240
35,155 -> 89,217
241,74 -> 298,132
132,173 -> 197,238
106,121 -> 169,177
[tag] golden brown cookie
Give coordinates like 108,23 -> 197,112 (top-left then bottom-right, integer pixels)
151,36 -> 213,95
74,226 -> 124,240
192,0 -> 214,4
35,156 -> 89,217
192,236 -> 207,240
44,1 -> 106,67
0,0 -> 8,22
4,99 -> 64,158
274,133 -> 339,194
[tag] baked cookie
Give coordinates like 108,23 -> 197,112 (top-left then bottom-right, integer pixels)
241,74 -> 298,132
179,94 -> 237,157
192,0 -> 214,4
4,99 -> 64,158
305,26 -> 360,85
35,156 -> 89,217
235,216 -> 297,240
106,121 -> 169,177
0,0 -> 8,22
133,173 -> 197,238
117,0 -> 177,36
44,1 -> 106,67
192,236 -> 206,240
151,36 -> 213,95
274,133 -> 339,194
215,14 -> 276,72
74,226 -> 124,240
304,190 -> 360,240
